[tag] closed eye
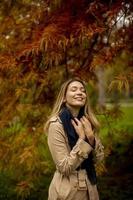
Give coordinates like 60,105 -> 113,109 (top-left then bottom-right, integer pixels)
81,89 -> 86,93
70,86 -> 77,92
70,87 -> 86,93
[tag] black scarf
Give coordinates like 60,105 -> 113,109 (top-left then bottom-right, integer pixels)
59,106 -> 97,185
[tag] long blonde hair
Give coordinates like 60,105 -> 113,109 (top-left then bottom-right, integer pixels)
44,78 -> 100,132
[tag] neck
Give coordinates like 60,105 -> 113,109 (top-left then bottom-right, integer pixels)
65,104 -> 80,117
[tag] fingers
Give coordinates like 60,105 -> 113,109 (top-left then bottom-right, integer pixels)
74,118 -> 81,125
71,119 -> 77,128
80,116 -> 91,127
71,119 -> 82,137
71,116 -> 91,127
82,116 -> 90,123
71,118 -> 81,128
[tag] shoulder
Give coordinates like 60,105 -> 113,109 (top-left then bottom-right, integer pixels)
49,116 -> 62,124
48,116 -> 64,132
48,116 -> 66,139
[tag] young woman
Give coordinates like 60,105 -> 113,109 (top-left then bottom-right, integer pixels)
45,78 -> 104,200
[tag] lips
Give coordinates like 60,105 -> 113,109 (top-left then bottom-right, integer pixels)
74,97 -> 84,101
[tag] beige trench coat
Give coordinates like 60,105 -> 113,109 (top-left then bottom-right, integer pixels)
47,116 -> 104,200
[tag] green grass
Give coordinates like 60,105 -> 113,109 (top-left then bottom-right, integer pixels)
98,104 -> 133,143
115,106 -> 133,127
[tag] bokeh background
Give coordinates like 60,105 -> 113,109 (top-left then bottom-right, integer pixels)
0,0 -> 133,199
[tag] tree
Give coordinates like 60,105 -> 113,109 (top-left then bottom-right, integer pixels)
0,0 -> 133,198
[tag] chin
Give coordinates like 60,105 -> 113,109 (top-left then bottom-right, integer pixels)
73,103 -> 85,107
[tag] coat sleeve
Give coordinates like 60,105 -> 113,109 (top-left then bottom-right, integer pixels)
48,121 -> 93,176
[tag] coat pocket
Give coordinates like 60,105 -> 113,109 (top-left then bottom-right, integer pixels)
51,171 -> 71,199
58,175 -> 71,199
51,171 -> 78,200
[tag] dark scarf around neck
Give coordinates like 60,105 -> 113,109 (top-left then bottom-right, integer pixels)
59,106 -> 97,185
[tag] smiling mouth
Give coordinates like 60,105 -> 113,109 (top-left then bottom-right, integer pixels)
74,97 -> 84,101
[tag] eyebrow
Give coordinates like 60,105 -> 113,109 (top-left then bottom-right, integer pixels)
70,86 -> 85,89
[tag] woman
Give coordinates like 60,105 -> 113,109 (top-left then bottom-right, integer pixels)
45,78 -> 104,200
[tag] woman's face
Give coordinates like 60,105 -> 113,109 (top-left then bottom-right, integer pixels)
64,81 -> 87,108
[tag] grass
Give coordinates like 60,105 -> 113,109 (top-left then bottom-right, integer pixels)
115,106 -> 133,128
98,103 -> 133,142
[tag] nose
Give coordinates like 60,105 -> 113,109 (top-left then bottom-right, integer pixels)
75,89 -> 83,95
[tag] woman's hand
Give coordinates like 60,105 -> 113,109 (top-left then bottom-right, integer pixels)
80,116 -> 94,136
71,118 -> 85,140
80,116 -> 95,146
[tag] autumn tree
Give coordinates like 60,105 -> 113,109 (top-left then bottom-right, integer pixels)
0,0 -> 133,199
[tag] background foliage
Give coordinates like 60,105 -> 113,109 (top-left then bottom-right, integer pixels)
0,0 -> 133,199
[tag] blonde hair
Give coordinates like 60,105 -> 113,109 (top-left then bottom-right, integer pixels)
44,78 -> 100,132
